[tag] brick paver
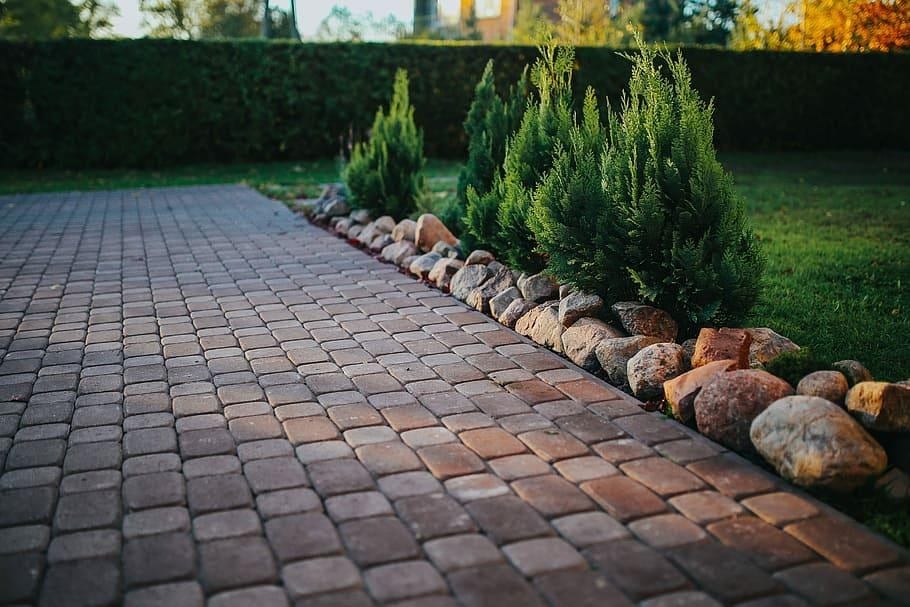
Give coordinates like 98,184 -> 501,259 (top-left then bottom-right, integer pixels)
0,185 -> 905,606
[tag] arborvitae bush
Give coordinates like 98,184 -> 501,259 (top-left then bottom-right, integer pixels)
343,69 -> 425,218
466,43 -> 575,272
533,44 -> 764,331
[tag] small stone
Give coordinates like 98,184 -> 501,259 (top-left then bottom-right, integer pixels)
400,254 -> 419,269
465,250 -> 494,265
374,216 -> 396,233
498,299 -> 537,329
408,252 -> 442,280
612,302 -> 678,342
875,468 -> 910,501
355,222 -> 379,246
450,264 -> 491,301
392,219 -> 417,242
466,266 -> 516,314
489,287 -> 521,320
663,359 -> 738,422
428,258 -> 464,291
746,328 -> 799,367
832,360 -> 874,386
558,293 -> 604,327
797,370 -> 849,405
369,233 -> 393,253
846,382 -> 910,432
559,284 -> 572,299
518,273 -> 559,303
323,198 -> 349,217
751,395 -> 888,491
694,369 -> 794,452
681,338 -> 697,363
595,336 -> 665,387
333,218 -> 353,236
626,342 -> 687,400
347,224 -> 363,239
432,241 -> 461,258
415,214 -> 457,252
691,328 -> 751,369
515,302 -> 564,353
381,241 -> 418,266
561,319 -> 624,372
350,209 -> 370,224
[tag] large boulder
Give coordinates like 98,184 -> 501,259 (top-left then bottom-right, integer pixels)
846,382 -> 910,432
691,328 -> 751,369
409,252 -> 442,280
465,250 -> 494,265
595,336 -> 665,387
515,302 -> 564,353
518,273 -> 559,303
797,371 -> 849,406
561,318 -> 624,372
694,369 -> 794,452
499,299 -> 537,329
392,219 -> 417,243
428,258 -> 463,291
832,360 -> 874,386
612,302 -> 678,342
626,342 -> 687,401
751,395 -> 888,491
558,293 -> 605,327
663,359 -> 738,423
450,264 -> 491,301
490,287 -> 521,320
466,266 -> 516,314
381,241 -> 418,265
415,214 -> 457,252
745,328 -> 799,367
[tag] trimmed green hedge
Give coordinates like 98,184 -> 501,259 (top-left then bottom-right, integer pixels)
1,39 -> 908,168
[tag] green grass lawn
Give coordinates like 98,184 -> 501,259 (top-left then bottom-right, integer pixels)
2,152 -> 907,380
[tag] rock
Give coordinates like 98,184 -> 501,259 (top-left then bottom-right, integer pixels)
797,371 -> 849,405
428,258 -> 463,291
295,198 -> 321,216
369,233 -> 393,253
449,264 -> 491,302
875,468 -> 910,501
846,382 -> 910,432
432,241 -> 460,259
832,360 -> 874,386
415,214 -> 457,252
694,369 -> 794,452
664,359 -> 738,423
559,284 -> 572,299
561,318 -> 624,372
499,298 -> 537,329
333,218 -> 353,236
392,219 -> 417,243
691,328 -> 752,369
401,255 -> 420,269
490,287 -> 520,320
515,302 -> 564,353
323,198 -> 350,217
466,266 -> 516,314
374,216 -> 396,233
595,336 -> 665,387
356,222 -> 379,246
558,293 -> 605,327
409,252 -> 442,280
465,250 -> 494,265
681,338 -> 697,365
347,224 -> 363,240
518,272 -> 559,303
381,241 -> 418,266
746,328 -> 800,367
612,302 -> 678,342
626,342 -> 687,401
751,395 -> 888,491
349,209 -> 371,224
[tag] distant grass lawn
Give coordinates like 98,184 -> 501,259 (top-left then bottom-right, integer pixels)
2,152 -> 907,381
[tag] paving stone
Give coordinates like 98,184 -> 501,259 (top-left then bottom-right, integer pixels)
265,512 -> 342,562
512,474 -> 595,517
665,540 -> 782,603
281,556 -> 363,598
580,475 -> 669,522
39,558 -> 120,607
551,511 -> 630,547
124,581 -> 204,607
423,534 -> 503,572
256,487 -> 322,519
586,538 -> 691,600
465,495 -> 552,544
199,536 -> 278,592
396,493 -> 476,539
308,458 -> 374,496
534,569 -> 634,607
124,532 -> 196,587
785,516 -> 901,574
325,490 -> 392,522
55,489 -> 121,531
123,507 -> 191,539
208,586 -> 289,607
186,474 -> 252,514
363,560 -> 447,603
123,471 -> 185,510
0,551 -> 44,602
448,564 -> 545,607
503,537 -> 587,576
244,456 -> 308,493
356,441 -> 423,475
193,508 -> 262,541
0,524 -> 51,554
339,515 -> 420,566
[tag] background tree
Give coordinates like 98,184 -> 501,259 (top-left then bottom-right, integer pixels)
0,0 -> 118,39
199,0 -> 258,38
511,1 -> 550,43
140,0 -> 198,38
315,5 -> 406,42
555,0 -> 639,45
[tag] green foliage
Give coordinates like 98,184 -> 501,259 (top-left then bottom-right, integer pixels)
764,348 -> 831,387
343,68 -> 425,219
0,0 -> 117,39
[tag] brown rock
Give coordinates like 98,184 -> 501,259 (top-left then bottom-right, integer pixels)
664,359 -> 738,422
428,258 -> 463,291
691,328 -> 751,369
381,241 -> 418,266
626,342 -> 687,400
369,233 -> 393,252
466,266 -> 517,314
374,216 -> 396,233
356,222 -> 379,246
746,328 -> 799,367
561,319 -> 624,372
333,218 -> 353,236
392,219 -> 417,243
833,360 -> 874,386
751,395 -> 888,491
515,302 -> 564,353
489,287 -> 520,320
499,299 -> 537,329
409,252 -> 442,280
612,302 -> 678,342
449,264 -> 491,302
846,382 -> 910,432
465,250 -> 494,265
595,336 -> 665,387
400,255 -> 420,269
694,369 -> 794,452
797,371 -> 849,406
347,224 -> 363,240
558,293 -> 605,327
518,273 -> 559,303
415,214 -> 457,252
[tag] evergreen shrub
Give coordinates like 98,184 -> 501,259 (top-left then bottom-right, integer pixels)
343,68 -> 425,218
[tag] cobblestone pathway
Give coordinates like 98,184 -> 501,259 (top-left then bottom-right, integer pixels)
0,185 -> 907,607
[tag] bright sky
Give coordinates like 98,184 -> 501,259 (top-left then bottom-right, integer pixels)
111,0 -> 414,39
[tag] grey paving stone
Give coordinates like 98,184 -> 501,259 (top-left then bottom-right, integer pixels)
123,507 -> 191,539
199,536 -> 279,593
123,471 -> 186,510
123,532 -> 196,587
47,529 -> 121,563
0,486 -> 57,526
54,489 -> 121,532
38,557 -> 120,607
124,581 -> 204,607
187,474 -> 252,515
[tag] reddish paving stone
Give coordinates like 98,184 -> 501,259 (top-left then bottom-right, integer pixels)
686,454 -> 778,499
708,516 -> 817,571
741,492 -> 820,526
581,476 -> 669,522
628,513 -> 708,549
448,564 -> 545,607
395,493 -> 476,539
282,417 -> 339,445
864,566 -> 910,605
503,537 -> 587,576
620,457 -> 706,497
585,539 -> 691,600
459,427 -> 526,458
774,562 -> 874,606
382,405 -> 438,431
356,441 -> 423,476
339,516 -> 420,566
665,540 -> 783,603
593,438 -> 655,464
518,429 -> 589,462
556,379 -> 621,403
511,475 -> 595,517
507,379 -> 566,404
488,454 -> 552,480
423,534 -> 503,572
668,491 -> 745,525
466,495 -> 553,544
785,516 -> 902,574
417,443 -> 485,479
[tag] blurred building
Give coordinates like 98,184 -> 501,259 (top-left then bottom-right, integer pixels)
414,0 -> 558,41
